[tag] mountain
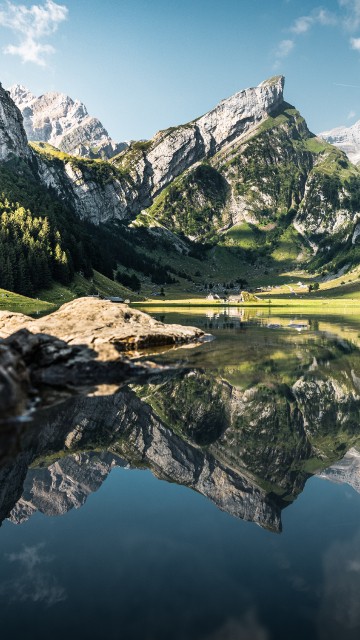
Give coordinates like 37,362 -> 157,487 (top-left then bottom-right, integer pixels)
9,452 -> 126,523
9,84 -> 128,159
30,76 -> 360,263
319,120 -> 360,165
318,447 -> 360,493
2,75 -> 360,298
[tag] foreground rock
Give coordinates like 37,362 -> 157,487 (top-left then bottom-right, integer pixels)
0,329 -> 177,421
0,298 -> 205,361
0,299 -> 204,419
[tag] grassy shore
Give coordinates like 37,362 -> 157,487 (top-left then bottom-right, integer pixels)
134,296 -> 360,311
0,288 -> 55,315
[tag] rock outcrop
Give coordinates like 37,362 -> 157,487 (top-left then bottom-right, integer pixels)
0,298 -> 205,361
0,299 -> 205,419
9,84 -> 127,159
0,83 -> 30,160
0,327 -> 179,420
319,120 -> 360,165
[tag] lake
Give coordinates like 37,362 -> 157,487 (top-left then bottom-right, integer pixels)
1,306 -> 360,640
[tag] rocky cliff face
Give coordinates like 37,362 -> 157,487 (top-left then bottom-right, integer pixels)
115,75 -> 285,199
318,447 -> 360,493
319,120 -> 360,165
9,451 -> 125,523
25,76 -> 291,226
0,83 -> 30,161
138,100 -> 360,263
9,84 -> 127,159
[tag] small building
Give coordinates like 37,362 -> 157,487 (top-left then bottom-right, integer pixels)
105,296 -> 124,303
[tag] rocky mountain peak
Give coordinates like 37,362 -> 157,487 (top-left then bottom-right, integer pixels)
319,119 -> 360,165
116,75 -> 286,199
0,82 -> 30,160
9,84 -> 127,159
8,83 -> 36,106
195,74 -> 285,153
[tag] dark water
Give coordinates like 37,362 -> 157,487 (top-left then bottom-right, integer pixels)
1,308 -> 360,640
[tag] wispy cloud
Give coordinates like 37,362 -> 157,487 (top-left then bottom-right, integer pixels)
273,39 -> 295,68
290,9 -> 336,35
0,544 -> 66,606
203,610 -> 269,640
273,7 -> 336,67
0,0 -> 68,67
339,0 -> 360,30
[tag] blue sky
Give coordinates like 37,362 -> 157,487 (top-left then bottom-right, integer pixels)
1,0 -> 360,141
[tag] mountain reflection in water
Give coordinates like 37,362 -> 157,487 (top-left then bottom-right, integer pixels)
1,309 -> 360,533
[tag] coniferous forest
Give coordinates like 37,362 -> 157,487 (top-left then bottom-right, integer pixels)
0,159 -> 181,296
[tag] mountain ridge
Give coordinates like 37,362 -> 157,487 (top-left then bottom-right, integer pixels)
9,83 -> 128,160
2,75 -> 360,298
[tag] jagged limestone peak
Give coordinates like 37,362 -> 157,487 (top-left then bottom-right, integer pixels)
9,83 -> 36,106
319,118 -> 360,164
9,83 -> 127,159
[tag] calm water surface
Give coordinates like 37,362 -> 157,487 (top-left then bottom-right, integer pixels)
1,307 -> 360,640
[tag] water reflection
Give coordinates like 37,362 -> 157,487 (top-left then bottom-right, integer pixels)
1,311 -> 360,534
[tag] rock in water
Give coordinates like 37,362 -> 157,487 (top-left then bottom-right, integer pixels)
0,298 -> 205,361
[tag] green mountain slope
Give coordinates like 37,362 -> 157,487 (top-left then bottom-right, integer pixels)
135,102 -> 360,281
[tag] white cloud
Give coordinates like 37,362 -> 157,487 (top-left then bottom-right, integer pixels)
272,39 -> 295,70
273,7 -> 336,67
348,109 -> 357,118
0,544 -> 66,606
334,82 -> 360,87
204,611 -> 269,640
350,36 -> 360,49
273,38 -> 295,68
291,16 -> 313,34
290,9 -> 336,34
339,0 -> 360,30
0,0 -> 68,67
